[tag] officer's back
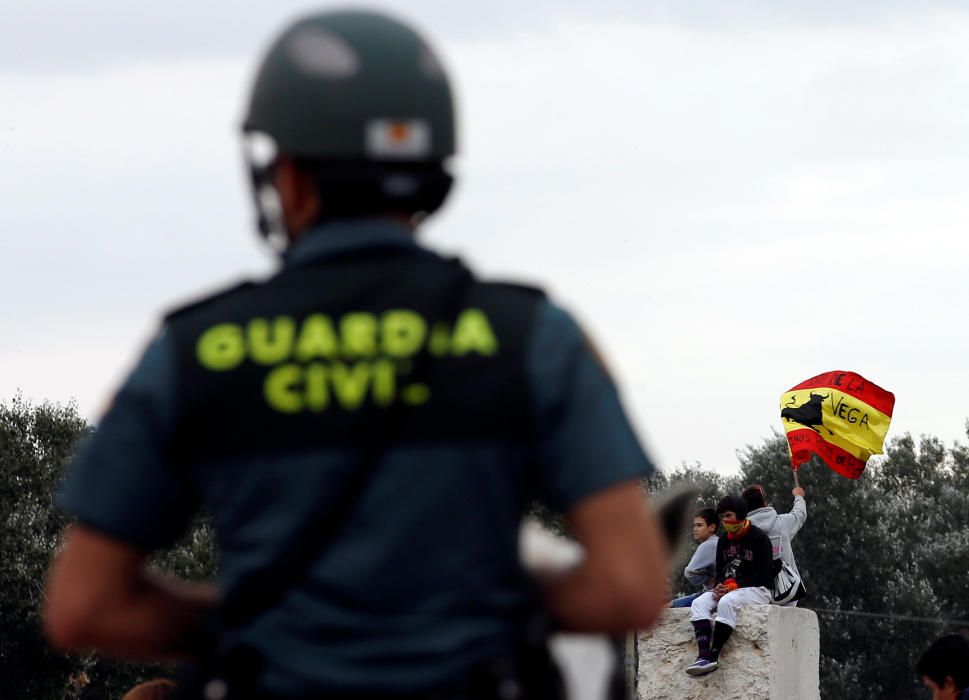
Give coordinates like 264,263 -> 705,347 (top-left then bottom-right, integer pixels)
45,10 -> 669,699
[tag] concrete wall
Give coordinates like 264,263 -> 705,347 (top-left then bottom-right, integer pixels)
637,606 -> 820,700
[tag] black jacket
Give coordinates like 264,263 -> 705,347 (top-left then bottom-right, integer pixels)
715,524 -> 773,589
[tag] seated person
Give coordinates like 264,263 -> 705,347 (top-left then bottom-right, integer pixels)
670,507 -> 719,608
686,495 -> 772,677
742,483 -> 807,606
917,633 -> 969,700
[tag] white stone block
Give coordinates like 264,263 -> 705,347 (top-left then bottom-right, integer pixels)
637,606 -> 819,700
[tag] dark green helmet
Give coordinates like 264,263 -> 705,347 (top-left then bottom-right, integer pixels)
243,9 -> 456,161
242,10 -> 457,242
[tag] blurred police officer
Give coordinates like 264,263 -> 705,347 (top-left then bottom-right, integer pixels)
44,9 -> 668,698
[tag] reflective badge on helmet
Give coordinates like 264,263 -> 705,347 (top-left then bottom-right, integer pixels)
365,119 -> 431,159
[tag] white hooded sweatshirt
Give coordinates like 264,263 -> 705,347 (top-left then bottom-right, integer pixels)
746,496 -> 807,579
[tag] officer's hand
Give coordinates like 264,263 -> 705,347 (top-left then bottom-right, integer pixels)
713,583 -> 728,599
792,487 -> 806,498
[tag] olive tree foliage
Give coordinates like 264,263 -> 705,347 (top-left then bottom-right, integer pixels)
0,397 -> 216,699
5,394 -> 967,699
1,396 -> 84,699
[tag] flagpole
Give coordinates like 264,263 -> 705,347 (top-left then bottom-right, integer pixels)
792,467 -> 801,489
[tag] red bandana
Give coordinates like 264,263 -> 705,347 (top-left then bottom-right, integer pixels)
722,518 -> 751,540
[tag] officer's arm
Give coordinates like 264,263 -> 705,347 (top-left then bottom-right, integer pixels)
543,479 -> 668,633
45,331 -> 212,658
44,525 -> 216,658
526,302 -> 668,632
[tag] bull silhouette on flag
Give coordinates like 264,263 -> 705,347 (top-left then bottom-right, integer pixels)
781,393 -> 832,435
780,371 -> 894,479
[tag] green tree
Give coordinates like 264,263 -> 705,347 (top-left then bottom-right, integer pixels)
1,396 -> 87,699
0,397 -> 216,699
7,393 -> 966,698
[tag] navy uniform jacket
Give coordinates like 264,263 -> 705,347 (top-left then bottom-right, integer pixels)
58,218 -> 655,696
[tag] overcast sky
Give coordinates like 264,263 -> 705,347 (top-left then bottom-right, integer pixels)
3,2 -> 967,477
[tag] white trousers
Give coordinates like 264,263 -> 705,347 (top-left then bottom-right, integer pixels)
689,587 -> 771,629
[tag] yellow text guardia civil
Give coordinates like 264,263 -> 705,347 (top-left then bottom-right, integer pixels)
195,308 -> 498,413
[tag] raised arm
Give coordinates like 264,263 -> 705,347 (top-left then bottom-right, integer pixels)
778,487 -> 807,538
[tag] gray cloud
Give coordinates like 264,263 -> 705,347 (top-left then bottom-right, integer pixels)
2,1 -> 966,73
3,6 -> 968,472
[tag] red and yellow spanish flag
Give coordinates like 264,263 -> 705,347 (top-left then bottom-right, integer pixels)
780,371 -> 895,479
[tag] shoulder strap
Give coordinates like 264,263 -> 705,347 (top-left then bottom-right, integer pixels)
218,259 -> 475,628
164,281 -> 256,322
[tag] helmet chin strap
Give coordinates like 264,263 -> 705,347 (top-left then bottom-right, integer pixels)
255,185 -> 290,256
247,165 -> 290,256
243,131 -> 290,256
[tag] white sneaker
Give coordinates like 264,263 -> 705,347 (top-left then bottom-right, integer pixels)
686,658 -> 719,676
